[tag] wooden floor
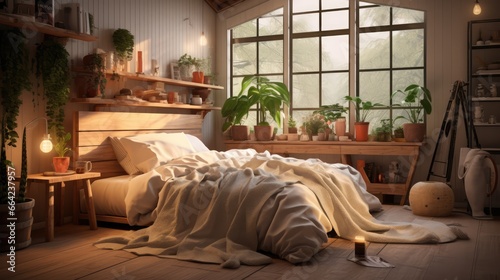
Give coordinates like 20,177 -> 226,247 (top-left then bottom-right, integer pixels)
2,205 -> 499,280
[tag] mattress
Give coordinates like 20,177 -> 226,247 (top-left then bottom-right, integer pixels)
80,175 -> 133,217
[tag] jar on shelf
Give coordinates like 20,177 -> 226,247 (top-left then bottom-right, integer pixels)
490,84 -> 497,97
476,83 -> 485,97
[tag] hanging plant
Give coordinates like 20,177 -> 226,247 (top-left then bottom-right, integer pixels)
35,37 -> 71,139
0,29 -> 32,204
112,28 -> 134,61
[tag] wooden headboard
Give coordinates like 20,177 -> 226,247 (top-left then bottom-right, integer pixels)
73,111 -> 204,179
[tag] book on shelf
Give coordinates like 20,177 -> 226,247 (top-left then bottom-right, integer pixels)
60,3 -> 92,34
35,0 -> 53,26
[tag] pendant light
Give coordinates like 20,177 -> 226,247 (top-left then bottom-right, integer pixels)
200,4 -> 207,46
473,0 -> 482,15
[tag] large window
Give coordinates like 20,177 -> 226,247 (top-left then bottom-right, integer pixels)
291,0 -> 350,128
357,2 -> 425,129
230,8 -> 285,128
228,1 -> 426,133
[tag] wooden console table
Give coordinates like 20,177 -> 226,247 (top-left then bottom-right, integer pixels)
224,140 -> 423,205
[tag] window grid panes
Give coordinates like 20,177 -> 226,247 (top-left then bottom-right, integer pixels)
229,1 -> 426,133
358,3 -> 425,131
230,9 -> 285,127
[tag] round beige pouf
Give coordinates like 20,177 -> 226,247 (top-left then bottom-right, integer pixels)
409,181 -> 454,217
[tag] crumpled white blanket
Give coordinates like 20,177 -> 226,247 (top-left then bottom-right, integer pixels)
95,149 -> 464,267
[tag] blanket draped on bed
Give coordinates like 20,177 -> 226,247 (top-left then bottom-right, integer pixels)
94,149 -> 464,268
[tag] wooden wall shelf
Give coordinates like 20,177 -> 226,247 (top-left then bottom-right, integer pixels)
104,71 -> 224,90
0,13 -> 97,41
71,98 -> 220,112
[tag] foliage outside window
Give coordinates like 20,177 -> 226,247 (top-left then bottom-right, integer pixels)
229,1 -> 426,132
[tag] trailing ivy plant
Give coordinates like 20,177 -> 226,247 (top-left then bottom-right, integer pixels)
0,29 -> 32,204
35,37 -> 71,139
112,28 -> 134,61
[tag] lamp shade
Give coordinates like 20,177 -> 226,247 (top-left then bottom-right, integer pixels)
473,1 -> 482,15
40,137 -> 53,153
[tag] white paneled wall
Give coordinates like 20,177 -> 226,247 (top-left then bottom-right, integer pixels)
8,0 -> 216,172
60,0 -> 215,78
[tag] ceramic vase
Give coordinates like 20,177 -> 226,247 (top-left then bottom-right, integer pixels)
458,148 -> 496,219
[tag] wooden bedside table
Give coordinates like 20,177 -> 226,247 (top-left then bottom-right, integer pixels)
27,172 -> 101,241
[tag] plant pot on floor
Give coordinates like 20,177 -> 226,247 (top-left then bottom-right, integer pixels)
403,123 -> 426,142
0,198 -> 35,252
354,122 -> 370,141
254,125 -> 273,141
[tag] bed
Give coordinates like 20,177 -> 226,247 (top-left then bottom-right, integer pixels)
73,111 -> 466,267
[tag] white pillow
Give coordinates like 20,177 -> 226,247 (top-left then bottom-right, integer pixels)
109,136 -> 141,175
185,134 -> 210,152
117,132 -> 197,174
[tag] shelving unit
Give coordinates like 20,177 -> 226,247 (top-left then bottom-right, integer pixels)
467,19 -> 500,152
0,13 -> 97,41
467,19 -> 500,209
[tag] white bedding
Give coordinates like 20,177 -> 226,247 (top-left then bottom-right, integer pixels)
82,175 -> 134,217
95,148 -> 465,267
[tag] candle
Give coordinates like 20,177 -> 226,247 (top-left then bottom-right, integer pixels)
354,236 -> 366,258
137,51 -> 143,73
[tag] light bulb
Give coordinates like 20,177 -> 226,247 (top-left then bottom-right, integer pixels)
200,32 -> 207,46
40,134 -> 53,153
473,1 -> 481,15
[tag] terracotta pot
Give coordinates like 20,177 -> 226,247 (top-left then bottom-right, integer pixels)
192,71 -> 204,83
0,198 -> 35,251
335,118 -> 346,136
354,122 -> 369,141
231,125 -> 249,141
403,123 -> 426,142
254,125 -> 273,141
53,157 -> 70,173
288,127 -> 298,134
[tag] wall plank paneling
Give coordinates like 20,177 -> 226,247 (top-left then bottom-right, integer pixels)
61,0 -> 214,77
4,0 -> 216,226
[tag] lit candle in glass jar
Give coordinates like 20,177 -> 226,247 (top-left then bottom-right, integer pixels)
354,236 -> 366,258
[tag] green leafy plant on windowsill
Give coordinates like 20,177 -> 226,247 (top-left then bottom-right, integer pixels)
391,84 -> 432,123
344,96 -> 384,123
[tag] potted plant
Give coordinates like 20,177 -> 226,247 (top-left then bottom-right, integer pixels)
314,103 -> 347,137
83,52 -> 107,98
35,37 -> 71,140
303,113 -> 327,140
391,84 -> 432,142
344,96 -> 384,141
178,53 -> 202,82
374,119 -> 392,142
0,29 -> 34,251
239,75 -> 290,141
52,131 -> 71,173
288,117 -> 298,134
112,28 -> 134,72
221,94 -> 253,141
394,126 -> 405,142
